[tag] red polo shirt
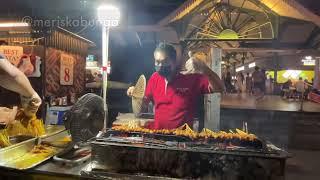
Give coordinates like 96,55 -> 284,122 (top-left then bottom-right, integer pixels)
145,72 -> 212,130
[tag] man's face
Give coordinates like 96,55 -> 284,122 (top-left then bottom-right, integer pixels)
154,50 -> 176,78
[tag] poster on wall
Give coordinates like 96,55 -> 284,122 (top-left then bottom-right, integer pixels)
60,53 -> 74,85
0,46 -> 23,66
18,55 -> 42,77
0,46 -> 41,77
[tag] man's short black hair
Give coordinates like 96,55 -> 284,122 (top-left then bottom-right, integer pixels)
155,42 -> 177,61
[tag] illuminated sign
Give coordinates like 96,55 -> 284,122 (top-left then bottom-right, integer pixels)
248,62 -> 256,68
282,70 -> 301,79
236,66 -> 244,72
86,61 -> 98,67
302,56 -> 315,66
267,70 -> 314,83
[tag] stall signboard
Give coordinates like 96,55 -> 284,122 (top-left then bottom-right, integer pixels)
60,53 -> 74,85
0,46 -> 23,66
302,56 -> 315,66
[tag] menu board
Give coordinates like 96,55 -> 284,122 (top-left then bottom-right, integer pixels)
0,46 -> 23,66
60,53 -> 74,85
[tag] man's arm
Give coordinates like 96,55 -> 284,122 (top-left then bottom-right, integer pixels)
0,55 -> 41,117
201,65 -> 224,93
0,56 -> 35,97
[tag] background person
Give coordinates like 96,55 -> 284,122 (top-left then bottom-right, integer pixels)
245,73 -> 252,94
252,66 -> 264,99
235,72 -> 244,94
281,79 -> 292,99
295,77 -> 306,100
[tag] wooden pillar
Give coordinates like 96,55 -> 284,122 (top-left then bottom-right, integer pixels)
232,62 -> 236,75
204,48 -> 221,131
314,57 -> 320,89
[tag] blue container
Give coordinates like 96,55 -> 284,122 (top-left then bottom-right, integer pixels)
46,106 -> 72,125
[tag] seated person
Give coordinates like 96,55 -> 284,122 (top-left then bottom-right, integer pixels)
281,79 -> 292,98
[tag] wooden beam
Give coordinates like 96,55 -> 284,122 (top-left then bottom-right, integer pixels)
115,25 -> 173,32
240,42 -> 305,49
181,38 -> 274,41
223,48 -> 301,52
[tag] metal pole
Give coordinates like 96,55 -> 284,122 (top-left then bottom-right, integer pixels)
102,26 -> 109,132
300,90 -> 304,111
314,58 -> 320,90
273,53 -> 278,95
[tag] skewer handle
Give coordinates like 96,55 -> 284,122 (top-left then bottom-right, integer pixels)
245,122 -> 248,133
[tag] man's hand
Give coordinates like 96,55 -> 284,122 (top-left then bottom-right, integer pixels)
21,92 -> 42,117
185,56 -> 224,93
127,86 -> 135,97
184,57 -> 208,74
0,106 -> 17,125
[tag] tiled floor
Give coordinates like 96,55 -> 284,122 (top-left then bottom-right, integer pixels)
221,94 -> 320,112
286,149 -> 320,180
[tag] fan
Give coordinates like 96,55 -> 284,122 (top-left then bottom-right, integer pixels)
53,93 -> 104,166
132,75 -> 146,117
64,93 -> 105,144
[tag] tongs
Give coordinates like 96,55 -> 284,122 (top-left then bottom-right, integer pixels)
35,137 -> 70,148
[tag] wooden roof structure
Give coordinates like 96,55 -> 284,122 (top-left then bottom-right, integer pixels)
0,23 -> 94,56
155,0 -> 320,66
159,0 -> 320,26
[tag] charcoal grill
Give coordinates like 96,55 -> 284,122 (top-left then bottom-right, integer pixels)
84,129 -> 290,179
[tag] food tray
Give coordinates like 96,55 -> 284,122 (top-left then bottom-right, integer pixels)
0,125 -> 65,152
0,129 -> 69,170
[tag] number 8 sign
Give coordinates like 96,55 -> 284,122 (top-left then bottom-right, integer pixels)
60,53 -> 74,85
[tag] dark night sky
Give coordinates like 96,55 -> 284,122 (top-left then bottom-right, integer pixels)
0,0 -> 186,46
0,0 -> 186,83
296,0 -> 320,16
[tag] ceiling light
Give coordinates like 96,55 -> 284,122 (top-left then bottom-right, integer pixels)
236,66 -> 244,72
248,62 -> 256,68
0,22 -> 29,27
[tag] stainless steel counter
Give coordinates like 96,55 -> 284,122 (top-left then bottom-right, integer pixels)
32,159 -> 90,177
0,158 -> 176,180
0,158 -> 90,179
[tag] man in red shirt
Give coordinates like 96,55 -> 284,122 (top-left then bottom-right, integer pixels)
127,43 -> 223,129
